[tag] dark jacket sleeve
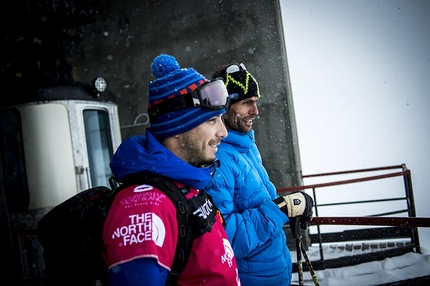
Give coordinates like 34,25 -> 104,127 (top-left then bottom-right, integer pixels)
108,257 -> 168,286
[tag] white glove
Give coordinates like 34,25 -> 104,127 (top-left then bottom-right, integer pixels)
274,192 -> 314,219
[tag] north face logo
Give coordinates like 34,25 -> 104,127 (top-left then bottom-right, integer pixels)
293,199 -> 301,205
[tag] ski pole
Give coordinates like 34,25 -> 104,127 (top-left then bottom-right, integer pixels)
296,238 -> 305,285
291,217 -> 320,286
299,236 -> 319,286
292,217 -> 304,286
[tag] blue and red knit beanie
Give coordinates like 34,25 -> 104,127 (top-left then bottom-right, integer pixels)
147,54 -> 226,139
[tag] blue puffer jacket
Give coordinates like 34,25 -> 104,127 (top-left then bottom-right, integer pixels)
205,129 -> 292,286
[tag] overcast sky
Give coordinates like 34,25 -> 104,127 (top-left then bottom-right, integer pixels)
280,0 -> 430,251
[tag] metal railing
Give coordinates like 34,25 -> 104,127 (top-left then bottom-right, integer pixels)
277,163 -> 430,270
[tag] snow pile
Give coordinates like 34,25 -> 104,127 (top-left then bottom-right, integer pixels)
291,245 -> 430,285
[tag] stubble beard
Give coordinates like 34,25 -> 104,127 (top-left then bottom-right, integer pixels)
224,113 -> 253,134
180,136 -> 214,167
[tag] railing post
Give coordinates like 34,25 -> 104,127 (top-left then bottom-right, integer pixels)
312,187 -> 325,269
402,164 -> 421,253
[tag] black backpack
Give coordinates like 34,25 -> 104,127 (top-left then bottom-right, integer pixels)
37,173 -> 202,286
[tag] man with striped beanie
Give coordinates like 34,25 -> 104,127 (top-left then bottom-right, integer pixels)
104,54 -> 242,286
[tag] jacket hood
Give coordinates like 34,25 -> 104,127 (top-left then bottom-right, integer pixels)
109,130 -> 217,190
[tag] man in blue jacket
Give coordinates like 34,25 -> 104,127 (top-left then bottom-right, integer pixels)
205,63 -> 313,285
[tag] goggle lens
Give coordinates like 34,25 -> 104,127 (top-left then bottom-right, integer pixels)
197,79 -> 229,108
226,63 -> 247,74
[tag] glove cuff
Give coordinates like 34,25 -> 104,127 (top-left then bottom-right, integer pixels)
274,197 -> 288,213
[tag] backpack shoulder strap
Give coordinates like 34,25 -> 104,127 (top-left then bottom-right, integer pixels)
118,172 -> 193,286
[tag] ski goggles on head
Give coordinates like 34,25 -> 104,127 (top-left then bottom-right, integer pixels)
148,78 -> 230,122
226,63 -> 247,74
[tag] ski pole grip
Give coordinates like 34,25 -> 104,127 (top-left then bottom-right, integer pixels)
300,219 -> 309,230
290,216 -> 302,240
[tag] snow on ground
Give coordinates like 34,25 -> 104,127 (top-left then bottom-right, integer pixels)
290,242 -> 430,286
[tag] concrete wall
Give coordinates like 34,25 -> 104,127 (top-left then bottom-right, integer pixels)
66,0 -> 302,189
